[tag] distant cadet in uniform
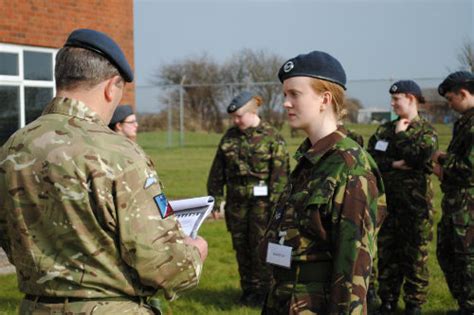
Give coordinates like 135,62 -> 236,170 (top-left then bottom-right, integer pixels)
260,51 -> 386,314
108,104 -> 139,141
367,80 -> 438,315
0,29 -> 207,315
433,71 -> 474,315
207,91 -> 290,306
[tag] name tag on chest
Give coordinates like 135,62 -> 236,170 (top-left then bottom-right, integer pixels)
253,185 -> 268,196
266,242 -> 292,268
375,140 -> 389,152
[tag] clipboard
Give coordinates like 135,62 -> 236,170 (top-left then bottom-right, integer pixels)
169,196 -> 214,239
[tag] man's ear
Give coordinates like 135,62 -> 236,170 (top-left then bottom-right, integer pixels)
104,76 -> 123,102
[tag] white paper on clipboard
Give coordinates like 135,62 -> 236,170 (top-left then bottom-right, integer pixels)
169,196 -> 214,239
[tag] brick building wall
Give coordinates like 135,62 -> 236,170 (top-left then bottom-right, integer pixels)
0,0 -> 135,104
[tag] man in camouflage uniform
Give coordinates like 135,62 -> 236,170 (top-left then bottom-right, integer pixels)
207,91 -> 290,306
433,71 -> 474,315
261,50 -> 386,315
367,80 -> 438,315
0,29 -> 207,315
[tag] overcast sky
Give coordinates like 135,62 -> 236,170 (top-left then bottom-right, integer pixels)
134,0 -> 474,112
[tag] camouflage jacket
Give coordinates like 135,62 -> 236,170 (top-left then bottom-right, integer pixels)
263,128 -> 386,313
367,115 -> 438,180
439,107 -> 474,192
207,122 -> 290,206
0,97 -> 202,300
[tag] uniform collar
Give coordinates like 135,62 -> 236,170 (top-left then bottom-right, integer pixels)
42,97 -> 105,125
294,127 -> 345,165
242,121 -> 266,135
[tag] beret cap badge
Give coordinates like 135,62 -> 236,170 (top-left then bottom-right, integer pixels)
390,85 -> 398,92
283,61 -> 294,73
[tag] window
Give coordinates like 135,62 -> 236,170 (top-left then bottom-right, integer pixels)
0,44 -> 56,143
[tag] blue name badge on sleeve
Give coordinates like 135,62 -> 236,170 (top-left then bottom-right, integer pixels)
153,193 -> 174,218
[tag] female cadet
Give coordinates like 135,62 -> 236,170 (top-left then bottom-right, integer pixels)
207,91 -> 290,306
261,51 -> 386,314
367,80 -> 438,315
108,104 -> 139,142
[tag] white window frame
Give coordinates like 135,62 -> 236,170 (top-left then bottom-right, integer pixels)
0,43 -> 57,128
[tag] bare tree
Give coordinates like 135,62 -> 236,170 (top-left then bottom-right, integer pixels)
152,49 -> 287,132
153,54 -> 225,132
457,41 -> 474,72
221,49 -> 286,128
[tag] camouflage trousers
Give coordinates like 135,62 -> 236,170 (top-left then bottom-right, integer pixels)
437,188 -> 474,311
262,261 -> 367,314
262,281 -> 367,315
377,178 -> 434,306
225,196 -> 273,295
19,297 -> 157,315
262,281 -> 330,315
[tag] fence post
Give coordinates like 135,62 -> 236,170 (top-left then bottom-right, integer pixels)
167,93 -> 172,147
179,76 -> 186,146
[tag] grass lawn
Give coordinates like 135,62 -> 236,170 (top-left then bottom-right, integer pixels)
0,123 -> 458,314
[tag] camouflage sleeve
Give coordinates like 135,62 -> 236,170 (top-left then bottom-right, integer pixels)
114,159 -> 202,301
207,139 -> 226,207
269,136 -> 290,205
329,173 -> 378,314
394,126 -> 438,169
441,125 -> 474,187
367,126 -> 394,172
0,146 -> 12,262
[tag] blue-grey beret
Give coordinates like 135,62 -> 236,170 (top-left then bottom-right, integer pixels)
227,91 -> 256,113
438,71 -> 474,96
65,29 -> 134,82
108,105 -> 134,128
278,51 -> 346,90
389,80 -> 425,102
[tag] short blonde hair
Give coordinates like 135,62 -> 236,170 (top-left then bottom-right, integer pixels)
310,79 -> 346,120
240,96 -> 263,114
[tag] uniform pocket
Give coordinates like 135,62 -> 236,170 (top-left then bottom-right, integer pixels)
250,144 -> 271,175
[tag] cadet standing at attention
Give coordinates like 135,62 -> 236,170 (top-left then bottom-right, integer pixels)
433,71 -> 474,315
207,91 -> 290,306
261,51 -> 386,314
367,80 -> 438,315
108,104 -> 139,142
0,29 -> 207,315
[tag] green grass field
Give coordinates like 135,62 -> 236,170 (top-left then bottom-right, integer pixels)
0,124 -> 458,314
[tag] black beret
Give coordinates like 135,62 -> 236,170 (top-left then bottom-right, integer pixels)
278,51 -> 346,90
438,71 -> 474,96
65,29 -> 133,82
227,91 -> 256,113
109,105 -> 134,128
389,80 -> 424,102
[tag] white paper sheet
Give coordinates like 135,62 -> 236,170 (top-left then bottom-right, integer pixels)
169,196 -> 214,239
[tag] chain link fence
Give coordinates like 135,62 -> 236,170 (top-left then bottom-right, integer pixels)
136,77 -> 448,146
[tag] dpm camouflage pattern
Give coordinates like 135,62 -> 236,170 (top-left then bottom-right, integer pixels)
207,122 -> 290,295
261,128 -> 386,315
339,125 -> 364,147
0,98 -> 202,308
436,107 -> 474,311
367,115 -> 438,306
